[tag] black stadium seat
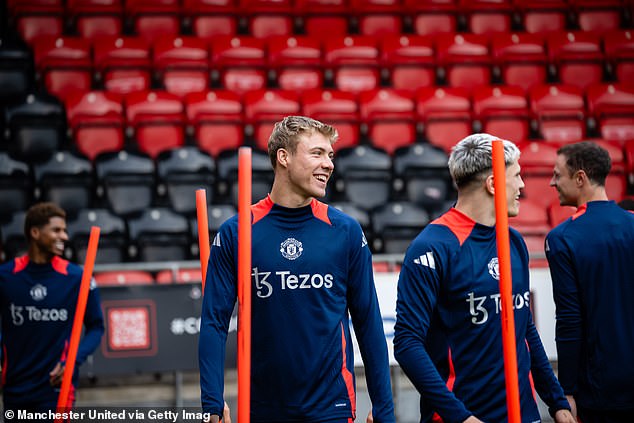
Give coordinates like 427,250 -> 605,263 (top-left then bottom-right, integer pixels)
0,152 -> 32,224
4,93 -> 66,164
157,146 -> 216,215
128,207 -> 190,262
66,208 -> 127,264
95,150 -> 155,216
34,151 -> 94,217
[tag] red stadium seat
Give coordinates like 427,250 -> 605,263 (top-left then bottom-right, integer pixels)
509,198 -> 551,236
586,83 -> 634,143
323,36 -> 381,94
381,35 -> 436,92
65,91 -> 125,160
625,139 -> 634,187
125,0 -> 181,42
183,0 -> 238,38
529,84 -> 587,143
589,139 -> 626,173
33,36 -> 92,101
460,0 -> 513,35
603,30 -> 634,83
351,0 -> 403,36
492,32 -> 548,93
570,0 -> 622,33
8,0 -> 64,45
519,141 -> 560,209
211,36 -> 267,95
435,33 -> 492,93
156,268 -> 203,284
267,36 -> 323,93
93,36 -> 151,94
67,0 -> 123,40
359,89 -> 416,155
548,200 -> 576,227
605,173 -> 627,201
522,174 -> 560,209
241,0 -> 293,39
301,89 -> 360,151
416,86 -> 472,153
547,31 -> 604,90
519,140 -> 559,175
94,270 -> 154,286
472,85 -> 529,143
295,0 -> 349,38
515,0 -> 568,34
404,0 -> 458,36
184,90 -> 244,157
125,91 -> 185,158
522,233 -> 546,256
152,36 -> 210,98
244,90 -> 301,150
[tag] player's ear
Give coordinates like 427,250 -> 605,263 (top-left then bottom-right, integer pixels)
277,148 -> 289,169
485,173 -> 495,195
29,226 -> 40,242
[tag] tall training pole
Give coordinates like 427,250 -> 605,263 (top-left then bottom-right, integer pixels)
56,226 -> 100,422
237,147 -> 252,423
491,140 -> 521,423
196,189 -> 210,290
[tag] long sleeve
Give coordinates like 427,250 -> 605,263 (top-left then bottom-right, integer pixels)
524,313 -> 570,416
393,249 -> 471,423
76,280 -> 104,366
199,223 -> 238,416
545,232 -> 582,395
346,225 -> 395,423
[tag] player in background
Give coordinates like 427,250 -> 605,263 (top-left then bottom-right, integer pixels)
546,141 -> 634,422
0,202 -> 104,414
199,116 -> 395,423
394,134 -> 575,423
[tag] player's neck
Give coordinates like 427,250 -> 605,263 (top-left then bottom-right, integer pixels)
576,185 -> 609,207
454,194 -> 496,227
28,246 -> 54,265
269,180 -> 313,209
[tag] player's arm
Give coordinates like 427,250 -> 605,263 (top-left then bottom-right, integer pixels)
524,311 -> 571,417
545,233 -> 582,396
346,225 -> 395,423
393,245 -> 472,423
199,223 -> 239,418
76,278 -> 105,365
51,278 -> 106,386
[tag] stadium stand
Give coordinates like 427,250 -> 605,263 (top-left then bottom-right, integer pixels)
371,201 -> 430,254
34,151 -> 94,217
156,146 -> 216,215
0,152 -> 32,224
65,91 -> 125,160
128,207 -> 191,262
95,150 -> 155,216
66,208 -> 127,263
333,145 -> 392,210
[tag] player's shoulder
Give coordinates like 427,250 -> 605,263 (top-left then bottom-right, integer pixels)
326,203 -> 361,229
0,259 -> 15,275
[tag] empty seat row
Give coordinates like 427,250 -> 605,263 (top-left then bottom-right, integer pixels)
2,139 -> 631,226
12,31 -> 633,101
4,83 -> 633,166
7,0 -> 631,43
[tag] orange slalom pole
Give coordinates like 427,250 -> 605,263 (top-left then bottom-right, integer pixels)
196,189 -> 211,291
237,147 -> 252,423
56,226 -> 100,421
491,140 -> 521,423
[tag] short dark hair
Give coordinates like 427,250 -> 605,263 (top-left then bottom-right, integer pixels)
24,202 -> 66,240
557,141 -> 611,186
